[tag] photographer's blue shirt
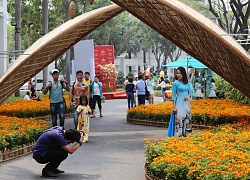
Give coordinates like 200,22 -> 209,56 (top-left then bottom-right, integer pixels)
48,80 -> 66,103
33,126 -> 67,160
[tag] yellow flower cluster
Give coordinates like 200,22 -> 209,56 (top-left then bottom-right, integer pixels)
190,99 -> 250,123
0,95 -> 71,117
0,115 -> 48,151
128,99 -> 250,125
145,123 -> 250,179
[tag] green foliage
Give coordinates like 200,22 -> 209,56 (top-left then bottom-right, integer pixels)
4,92 -> 47,104
116,71 -> 125,84
140,22 -> 182,73
214,74 -> 250,104
116,84 -> 123,89
88,11 -> 142,58
0,137 -> 8,152
0,127 -> 47,151
107,86 -> 113,92
127,71 -> 134,77
179,0 -> 212,17
7,25 -> 15,52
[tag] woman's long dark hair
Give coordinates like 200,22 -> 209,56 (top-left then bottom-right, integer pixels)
177,67 -> 188,84
79,95 -> 88,106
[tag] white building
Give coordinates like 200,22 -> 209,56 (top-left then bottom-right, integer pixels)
115,48 -> 186,78
0,0 -> 7,77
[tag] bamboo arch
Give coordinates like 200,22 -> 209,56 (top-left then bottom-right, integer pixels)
0,0 -> 250,105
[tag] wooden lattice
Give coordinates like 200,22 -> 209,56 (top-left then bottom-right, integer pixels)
111,0 -> 250,98
0,0 -> 250,105
0,5 -> 124,105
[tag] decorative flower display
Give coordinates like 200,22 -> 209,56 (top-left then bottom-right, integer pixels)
128,99 -> 250,125
0,115 -> 48,151
0,95 -> 71,118
145,123 -> 250,179
98,63 -> 118,92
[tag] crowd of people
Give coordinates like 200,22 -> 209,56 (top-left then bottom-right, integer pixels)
33,69 -> 104,177
23,79 -> 41,101
32,67 -> 218,177
124,72 -> 172,109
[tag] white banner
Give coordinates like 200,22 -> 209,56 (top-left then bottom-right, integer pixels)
74,39 -> 95,81
71,60 -> 76,82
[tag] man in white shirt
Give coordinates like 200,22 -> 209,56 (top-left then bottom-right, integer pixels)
24,91 -> 31,100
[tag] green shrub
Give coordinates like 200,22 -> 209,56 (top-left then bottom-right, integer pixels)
116,71 -> 125,84
214,74 -> 250,104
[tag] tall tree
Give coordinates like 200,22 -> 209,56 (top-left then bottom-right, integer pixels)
207,0 -> 250,51
139,22 -> 182,74
14,0 -> 21,97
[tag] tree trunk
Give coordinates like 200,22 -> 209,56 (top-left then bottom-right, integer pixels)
14,0 -> 21,97
42,0 -> 49,88
65,0 -> 71,83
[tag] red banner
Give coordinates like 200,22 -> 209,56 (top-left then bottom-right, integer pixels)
94,45 -> 116,92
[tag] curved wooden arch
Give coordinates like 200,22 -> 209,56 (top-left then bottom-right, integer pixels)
0,5 -> 124,104
111,0 -> 250,98
0,0 -> 250,105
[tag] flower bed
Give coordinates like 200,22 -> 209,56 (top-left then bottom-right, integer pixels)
0,95 -> 72,118
144,123 -> 250,179
0,115 -> 48,151
0,95 -> 74,162
155,84 -> 172,90
127,99 -> 250,126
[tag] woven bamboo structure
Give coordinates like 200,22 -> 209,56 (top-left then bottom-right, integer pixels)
0,5 -> 124,105
111,0 -> 250,97
0,0 -> 250,105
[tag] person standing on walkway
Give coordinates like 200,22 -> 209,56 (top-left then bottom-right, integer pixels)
33,126 -> 84,177
125,77 -> 135,109
43,69 -> 70,129
76,95 -> 91,142
208,79 -> 217,99
135,74 -> 147,105
90,75 -> 103,118
160,77 -> 166,102
194,79 -> 203,99
69,70 -> 88,129
28,79 -> 36,97
172,67 -> 192,137
146,74 -> 156,104
83,71 -> 92,107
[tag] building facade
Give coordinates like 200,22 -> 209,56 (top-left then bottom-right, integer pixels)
0,0 -> 7,77
115,48 -> 186,78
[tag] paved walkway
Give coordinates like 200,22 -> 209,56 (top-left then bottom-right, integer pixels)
0,97 -> 168,180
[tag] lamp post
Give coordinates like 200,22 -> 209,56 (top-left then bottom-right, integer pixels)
14,0 -> 21,97
42,0 -> 48,89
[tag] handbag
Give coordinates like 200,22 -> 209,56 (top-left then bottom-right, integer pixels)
166,111 -> 175,137
144,82 -> 150,100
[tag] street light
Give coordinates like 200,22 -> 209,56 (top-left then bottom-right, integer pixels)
11,21 -> 17,26
11,20 -> 21,33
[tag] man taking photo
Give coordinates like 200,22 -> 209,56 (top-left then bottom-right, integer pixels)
33,126 -> 84,177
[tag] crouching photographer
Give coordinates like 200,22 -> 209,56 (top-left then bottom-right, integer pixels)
33,126 -> 84,177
